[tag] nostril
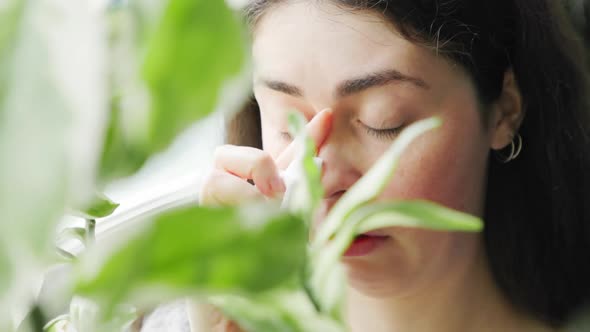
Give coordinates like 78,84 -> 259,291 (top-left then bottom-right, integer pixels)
328,190 -> 346,199
323,191 -> 345,213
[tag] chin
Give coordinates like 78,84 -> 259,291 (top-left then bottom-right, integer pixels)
341,243 -> 417,298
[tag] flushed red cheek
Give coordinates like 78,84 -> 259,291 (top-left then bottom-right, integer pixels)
377,139 -> 487,216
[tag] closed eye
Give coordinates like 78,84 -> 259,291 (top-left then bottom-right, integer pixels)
279,131 -> 293,141
361,122 -> 404,140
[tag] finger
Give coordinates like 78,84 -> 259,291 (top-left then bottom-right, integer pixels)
276,108 -> 333,169
213,145 -> 285,197
199,169 -> 264,206
202,304 -> 246,332
220,320 -> 246,332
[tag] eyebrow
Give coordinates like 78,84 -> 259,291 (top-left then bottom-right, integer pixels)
263,80 -> 303,97
337,69 -> 430,97
258,69 -> 430,99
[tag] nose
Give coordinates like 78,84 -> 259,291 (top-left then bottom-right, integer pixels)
319,149 -> 361,200
316,120 -> 362,202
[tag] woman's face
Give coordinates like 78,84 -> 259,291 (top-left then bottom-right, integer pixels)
252,2 -> 495,298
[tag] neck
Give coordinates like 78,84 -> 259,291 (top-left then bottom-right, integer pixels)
344,244 -> 554,332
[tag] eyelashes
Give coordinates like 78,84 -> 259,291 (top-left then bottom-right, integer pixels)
279,122 -> 404,141
279,132 -> 293,141
361,123 -> 404,140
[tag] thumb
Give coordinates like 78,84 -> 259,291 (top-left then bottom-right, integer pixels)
276,108 -> 333,169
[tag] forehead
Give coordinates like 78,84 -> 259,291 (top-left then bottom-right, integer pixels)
252,1 -> 448,98
251,2 -> 425,86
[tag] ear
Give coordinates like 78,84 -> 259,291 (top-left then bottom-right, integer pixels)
489,69 -> 525,150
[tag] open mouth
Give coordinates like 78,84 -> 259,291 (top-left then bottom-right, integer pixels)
343,234 -> 390,257
313,191 -> 390,257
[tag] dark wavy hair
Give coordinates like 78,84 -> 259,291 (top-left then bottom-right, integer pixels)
229,0 -> 590,327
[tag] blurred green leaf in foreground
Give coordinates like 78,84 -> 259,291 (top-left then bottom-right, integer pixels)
100,0 -> 246,180
72,193 -> 120,220
75,203 -> 307,316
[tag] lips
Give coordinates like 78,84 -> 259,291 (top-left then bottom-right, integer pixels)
311,190 -> 390,256
343,234 -> 390,257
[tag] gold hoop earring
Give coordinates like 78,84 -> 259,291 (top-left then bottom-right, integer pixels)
495,133 -> 523,163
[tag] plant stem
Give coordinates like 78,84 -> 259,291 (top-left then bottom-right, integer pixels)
301,265 -> 321,313
85,219 -> 96,244
17,304 -> 46,332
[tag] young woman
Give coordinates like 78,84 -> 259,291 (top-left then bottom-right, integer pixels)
199,0 -> 590,331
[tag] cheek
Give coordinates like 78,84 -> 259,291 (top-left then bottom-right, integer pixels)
379,112 -> 490,216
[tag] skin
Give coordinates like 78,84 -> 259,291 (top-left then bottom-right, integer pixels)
199,1 -> 551,331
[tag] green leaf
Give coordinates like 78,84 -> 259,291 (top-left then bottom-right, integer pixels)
309,200 -> 482,318
312,117 -> 442,248
283,112 -> 324,221
43,314 -> 69,332
75,203 -> 307,313
142,0 -> 244,151
0,245 -> 11,297
354,200 -> 483,234
73,193 -> 120,219
0,0 -> 25,103
1,2 -> 73,329
1,0 -> 68,260
98,99 -> 150,181
210,288 -> 345,332
100,0 -> 245,180
58,227 -> 87,249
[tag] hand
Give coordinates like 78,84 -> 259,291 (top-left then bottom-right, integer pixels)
199,109 -> 333,206
187,300 -> 246,332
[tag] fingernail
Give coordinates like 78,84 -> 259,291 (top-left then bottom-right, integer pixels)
270,175 -> 286,193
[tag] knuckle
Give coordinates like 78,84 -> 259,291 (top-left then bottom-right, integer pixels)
213,145 -> 230,166
208,307 -> 225,326
252,150 -> 274,171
